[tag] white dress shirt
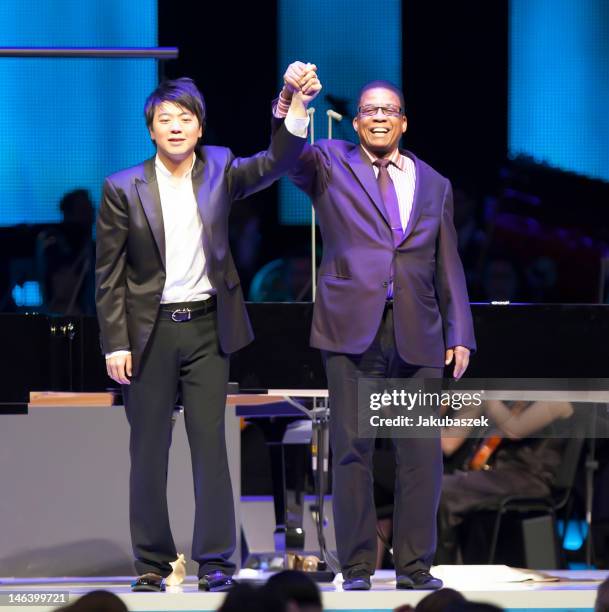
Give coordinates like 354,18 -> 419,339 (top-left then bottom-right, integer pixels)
156,154 -> 213,304
362,146 -> 417,232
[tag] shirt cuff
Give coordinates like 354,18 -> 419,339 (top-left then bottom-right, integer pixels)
284,114 -> 309,139
105,349 -> 131,359
274,90 -> 292,118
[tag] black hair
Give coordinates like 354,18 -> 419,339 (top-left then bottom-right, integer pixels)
144,77 -> 206,129
357,79 -> 405,112
59,189 -> 93,216
265,570 -> 322,608
415,588 -> 467,612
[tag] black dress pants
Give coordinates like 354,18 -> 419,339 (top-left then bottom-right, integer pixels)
436,466 -> 551,564
122,309 -> 235,578
323,307 -> 443,578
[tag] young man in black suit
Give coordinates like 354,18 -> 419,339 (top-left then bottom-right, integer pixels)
95,71 -> 320,592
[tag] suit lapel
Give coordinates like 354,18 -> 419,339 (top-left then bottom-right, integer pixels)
400,151 -> 430,244
345,146 -> 390,227
135,157 -> 166,268
191,153 -> 211,243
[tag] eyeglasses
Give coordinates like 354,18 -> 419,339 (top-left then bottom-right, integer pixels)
358,104 -> 403,117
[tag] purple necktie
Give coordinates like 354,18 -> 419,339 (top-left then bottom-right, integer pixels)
374,159 -> 403,298
373,159 -> 403,247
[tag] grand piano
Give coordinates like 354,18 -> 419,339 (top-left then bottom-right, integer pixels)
4,303 -> 609,410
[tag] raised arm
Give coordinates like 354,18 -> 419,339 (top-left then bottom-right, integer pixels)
227,62 -> 322,201
272,61 -> 331,198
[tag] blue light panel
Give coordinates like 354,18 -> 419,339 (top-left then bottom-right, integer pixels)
12,281 -> 42,307
509,0 -> 609,182
278,0 -> 402,224
0,0 -> 157,225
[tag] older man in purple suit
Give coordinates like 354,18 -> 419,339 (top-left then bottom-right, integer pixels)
276,66 -> 476,590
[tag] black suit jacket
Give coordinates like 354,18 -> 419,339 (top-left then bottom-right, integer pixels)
95,123 -> 305,376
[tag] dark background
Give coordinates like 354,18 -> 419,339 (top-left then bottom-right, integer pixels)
158,1 -> 508,184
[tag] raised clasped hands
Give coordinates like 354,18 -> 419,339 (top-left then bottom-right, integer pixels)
283,61 -> 322,106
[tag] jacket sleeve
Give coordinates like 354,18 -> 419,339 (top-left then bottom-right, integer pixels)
434,179 -> 477,352
270,101 -> 331,200
95,178 -> 130,354
226,119 -> 307,201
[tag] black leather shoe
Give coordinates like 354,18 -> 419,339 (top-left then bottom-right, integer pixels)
343,571 -> 371,591
131,572 -> 166,592
198,571 -> 236,592
396,570 -> 443,590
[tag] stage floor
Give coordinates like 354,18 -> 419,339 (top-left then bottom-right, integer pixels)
0,567 -> 606,612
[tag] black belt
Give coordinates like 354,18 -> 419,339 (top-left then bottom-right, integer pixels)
159,296 -> 217,322
385,299 -> 394,309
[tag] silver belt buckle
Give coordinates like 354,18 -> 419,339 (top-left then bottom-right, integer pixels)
171,308 -> 191,322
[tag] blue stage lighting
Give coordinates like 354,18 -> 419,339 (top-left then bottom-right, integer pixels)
0,0 -> 157,226
510,0 -> 609,182
278,0 -> 402,224
12,281 -> 43,308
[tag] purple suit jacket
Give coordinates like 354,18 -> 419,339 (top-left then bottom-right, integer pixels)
289,139 -> 476,368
